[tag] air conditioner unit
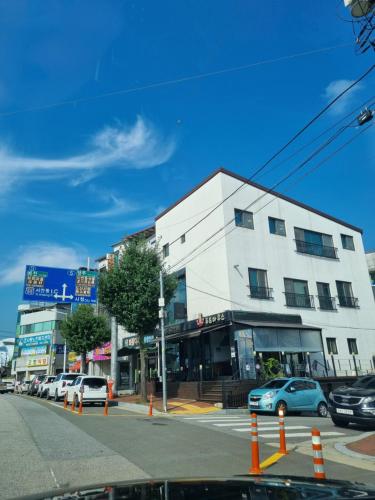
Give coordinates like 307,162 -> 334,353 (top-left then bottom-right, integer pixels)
344,0 -> 375,17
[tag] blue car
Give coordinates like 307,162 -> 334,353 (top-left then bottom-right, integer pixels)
248,377 -> 328,417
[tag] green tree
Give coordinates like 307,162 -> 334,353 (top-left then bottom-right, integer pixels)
99,238 -> 177,400
60,304 -> 111,374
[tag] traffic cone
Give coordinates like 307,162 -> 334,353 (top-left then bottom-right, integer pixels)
249,413 -> 262,475
63,394 -> 68,410
78,394 -> 83,415
71,395 -> 75,412
148,394 -> 153,417
311,428 -> 326,480
278,409 -> 288,455
104,398 -> 109,416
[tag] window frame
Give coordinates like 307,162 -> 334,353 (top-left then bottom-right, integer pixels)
326,337 -> 338,355
347,338 -> 358,355
268,217 -> 286,236
180,234 -> 186,244
162,243 -> 170,258
341,234 -> 355,251
234,208 -> 254,230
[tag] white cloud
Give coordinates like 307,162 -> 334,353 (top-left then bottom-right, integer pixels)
0,243 -> 83,286
0,115 -> 175,193
323,79 -> 363,116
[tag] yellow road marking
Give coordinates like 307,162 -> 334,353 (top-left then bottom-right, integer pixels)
260,452 -> 286,470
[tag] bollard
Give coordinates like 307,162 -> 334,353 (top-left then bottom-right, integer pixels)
104,398 -> 109,416
78,394 -> 83,415
108,379 -> 114,400
63,393 -> 68,410
71,395 -> 76,412
311,428 -> 326,480
148,394 -> 153,417
278,409 -> 288,455
249,413 -> 262,475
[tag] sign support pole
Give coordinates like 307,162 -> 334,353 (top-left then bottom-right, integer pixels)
159,271 -> 167,413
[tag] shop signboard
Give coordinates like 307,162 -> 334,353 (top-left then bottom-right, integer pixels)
16,333 -> 51,347
26,356 -> 49,367
21,345 -> 48,356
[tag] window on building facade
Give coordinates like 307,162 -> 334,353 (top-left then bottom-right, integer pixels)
268,217 -> 286,236
316,282 -> 336,310
166,270 -> 187,325
326,337 -> 338,355
234,208 -> 254,229
336,280 -> 358,308
180,234 -> 186,244
347,338 -> 358,355
294,227 -> 337,259
248,268 -> 272,299
20,320 -> 57,335
162,243 -> 170,258
341,234 -> 355,251
284,278 -> 313,308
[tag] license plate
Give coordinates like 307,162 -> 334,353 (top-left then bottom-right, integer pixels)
250,401 -> 259,406
336,408 -> 353,415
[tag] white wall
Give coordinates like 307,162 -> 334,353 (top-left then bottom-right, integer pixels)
156,170 -> 375,367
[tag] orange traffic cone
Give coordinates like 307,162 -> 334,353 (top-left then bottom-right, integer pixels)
249,413 -> 262,475
148,394 -> 153,417
278,409 -> 288,455
78,395 -> 83,415
104,398 -> 109,416
63,394 -> 68,410
311,428 -> 326,480
71,395 -> 75,412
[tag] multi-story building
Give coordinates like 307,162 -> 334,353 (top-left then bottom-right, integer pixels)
366,250 -> 375,298
12,303 -> 70,381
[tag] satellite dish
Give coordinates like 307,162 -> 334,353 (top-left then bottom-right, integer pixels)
344,0 -> 375,18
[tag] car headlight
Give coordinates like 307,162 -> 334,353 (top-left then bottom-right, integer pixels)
262,391 -> 275,400
363,396 -> 375,407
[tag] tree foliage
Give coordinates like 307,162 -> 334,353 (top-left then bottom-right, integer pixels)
98,238 -> 177,398
60,304 -> 111,374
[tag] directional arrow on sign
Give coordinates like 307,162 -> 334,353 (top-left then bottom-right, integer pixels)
53,283 -> 74,301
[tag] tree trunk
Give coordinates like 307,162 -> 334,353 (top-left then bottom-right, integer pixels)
139,347 -> 148,401
81,351 -> 88,374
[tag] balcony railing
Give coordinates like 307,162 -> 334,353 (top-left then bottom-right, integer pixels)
338,295 -> 359,308
284,292 -> 314,308
249,286 -> 273,300
317,295 -> 337,311
295,239 -> 338,259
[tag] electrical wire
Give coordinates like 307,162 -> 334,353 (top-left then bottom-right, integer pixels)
0,43 -> 351,118
165,64 -> 375,250
168,120 -> 374,271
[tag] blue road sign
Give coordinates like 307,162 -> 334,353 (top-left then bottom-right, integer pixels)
23,265 -> 98,304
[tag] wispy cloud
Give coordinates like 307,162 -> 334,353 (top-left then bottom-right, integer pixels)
0,115 -> 175,193
0,243 -> 84,286
323,79 -> 363,116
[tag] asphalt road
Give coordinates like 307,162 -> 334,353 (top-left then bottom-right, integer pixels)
1,394 -> 374,499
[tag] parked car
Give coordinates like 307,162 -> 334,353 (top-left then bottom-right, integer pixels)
16,380 -> 31,394
5,380 -> 15,393
37,375 -> 56,398
28,375 -> 46,396
248,377 -> 328,416
328,375 -> 375,428
66,376 -> 108,406
0,380 -> 7,394
47,372 -> 85,401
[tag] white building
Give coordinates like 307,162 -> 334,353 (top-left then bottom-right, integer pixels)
0,338 -> 15,368
12,303 -> 70,381
154,168 -> 375,380
366,250 -> 375,299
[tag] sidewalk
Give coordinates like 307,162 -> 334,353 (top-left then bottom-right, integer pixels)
346,434 -> 375,457
115,394 -> 219,415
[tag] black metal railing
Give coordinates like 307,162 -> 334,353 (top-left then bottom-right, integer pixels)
249,286 -> 273,300
284,292 -> 314,308
317,295 -> 337,310
338,295 -> 359,308
295,239 -> 338,259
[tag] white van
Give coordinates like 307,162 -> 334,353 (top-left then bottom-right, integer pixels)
66,376 -> 108,406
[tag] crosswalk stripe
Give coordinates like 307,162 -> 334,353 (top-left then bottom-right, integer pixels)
257,432 -> 344,438
183,416 -> 244,420
231,425 -> 308,431
197,419 -> 280,426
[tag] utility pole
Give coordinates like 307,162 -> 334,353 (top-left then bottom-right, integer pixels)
110,316 -> 118,395
159,270 -> 167,413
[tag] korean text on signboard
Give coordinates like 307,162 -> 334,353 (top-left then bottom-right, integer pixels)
16,333 -> 51,347
23,265 -> 98,304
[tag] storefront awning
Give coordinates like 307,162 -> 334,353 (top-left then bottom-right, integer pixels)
165,323 -> 229,341
235,320 -> 320,330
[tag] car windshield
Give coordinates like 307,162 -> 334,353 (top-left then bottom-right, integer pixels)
63,374 -> 80,381
261,379 -> 288,389
352,377 -> 375,389
83,378 -> 107,389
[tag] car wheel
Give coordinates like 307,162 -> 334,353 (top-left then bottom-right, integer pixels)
275,400 -> 287,416
317,402 -> 328,418
331,416 -> 350,428
54,390 -> 59,402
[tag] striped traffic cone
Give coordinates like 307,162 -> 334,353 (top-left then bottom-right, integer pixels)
311,428 -> 326,480
104,398 -> 109,416
63,393 -> 68,410
278,409 -> 288,455
71,395 -> 75,412
249,413 -> 262,475
78,395 -> 83,415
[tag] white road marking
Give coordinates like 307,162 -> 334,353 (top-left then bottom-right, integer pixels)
183,416 -> 244,420
232,425 -> 309,431
257,431 -> 344,438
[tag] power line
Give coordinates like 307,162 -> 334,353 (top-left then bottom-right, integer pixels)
165,64 -> 375,251
0,43 -> 351,118
168,115 -> 358,271
168,120 -> 373,271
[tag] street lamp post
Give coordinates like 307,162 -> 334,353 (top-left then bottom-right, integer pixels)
159,271 -> 167,413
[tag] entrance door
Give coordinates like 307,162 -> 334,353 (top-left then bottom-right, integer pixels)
119,361 -> 130,390
285,353 -> 306,377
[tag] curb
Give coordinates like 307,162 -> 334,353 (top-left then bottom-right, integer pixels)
116,401 -> 163,415
335,442 -> 375,462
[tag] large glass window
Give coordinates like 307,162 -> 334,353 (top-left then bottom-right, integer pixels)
248,268 -> 272,299
317,282 -> 335,310
294,227 -> 337,259
234,209 -> 254,229
336,281 -> 358,308
284,278 -> 313,308
166,270 -> 187,325
20,320 -> 56,335
268,217 -> 286,236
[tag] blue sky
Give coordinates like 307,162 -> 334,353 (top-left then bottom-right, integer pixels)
0,0 -> 374,337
